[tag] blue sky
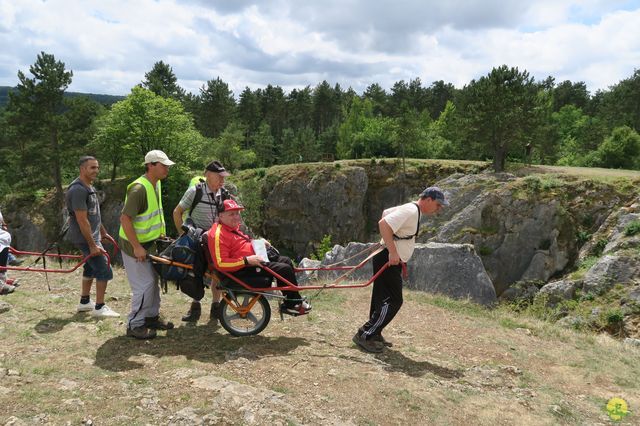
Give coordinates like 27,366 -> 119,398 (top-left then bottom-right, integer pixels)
1,0 -> 639,97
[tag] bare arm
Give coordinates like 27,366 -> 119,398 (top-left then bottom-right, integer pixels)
120,214 -> 146,261
173,205 -> 185,235
379,218 -> 401,265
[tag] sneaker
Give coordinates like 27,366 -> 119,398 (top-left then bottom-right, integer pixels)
76,301 -> 95,312
91,305 -> 120,318
284,300 -> 312,315
0,282 -> 15,295
6,278 -> 20,287
371,334 -> 393,347
126,326 -> 157,340
352,332 -> 383,353
181,302 -> 201,322
145,315 -> 174,330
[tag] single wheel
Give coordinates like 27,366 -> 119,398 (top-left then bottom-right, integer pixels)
219,293 -> 271,336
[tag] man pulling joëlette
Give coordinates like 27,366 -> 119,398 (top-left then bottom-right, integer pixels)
353,186 -> 449,353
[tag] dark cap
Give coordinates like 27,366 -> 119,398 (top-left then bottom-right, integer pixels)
205,160 -> 230,176
420,186 -> 449,206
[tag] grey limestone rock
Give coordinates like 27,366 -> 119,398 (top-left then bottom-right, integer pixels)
538,280 -> 579,306
407,242 -> 497,306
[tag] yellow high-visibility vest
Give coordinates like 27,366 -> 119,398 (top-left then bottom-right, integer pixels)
119,176 -> 165,243
189,176 -> 204,188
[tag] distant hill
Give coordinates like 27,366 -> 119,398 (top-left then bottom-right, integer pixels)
0,86 -> 125,108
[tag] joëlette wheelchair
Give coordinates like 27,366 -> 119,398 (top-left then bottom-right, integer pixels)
149,231 -> 392,337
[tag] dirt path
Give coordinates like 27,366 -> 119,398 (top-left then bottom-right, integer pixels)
1,267 -> 638,425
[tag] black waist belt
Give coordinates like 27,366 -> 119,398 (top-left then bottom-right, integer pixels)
393,234 -> 415,240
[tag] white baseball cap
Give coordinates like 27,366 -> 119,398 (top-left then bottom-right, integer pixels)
144,150 -> 175,166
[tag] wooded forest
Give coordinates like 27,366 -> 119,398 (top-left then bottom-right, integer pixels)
1,51 -> 640,207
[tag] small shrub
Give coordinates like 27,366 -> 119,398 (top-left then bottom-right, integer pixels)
624,220 -> 640,236
578,291 -> 595,302
478,245 -> 493,256
605,308 -> 624,325
576,231 -> 591,245
570,256 -> 598,279
522,176 -> 541,192
592,238 -> 608,256
311,234 -> 333,261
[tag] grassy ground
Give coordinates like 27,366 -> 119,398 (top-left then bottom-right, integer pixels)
2,264 -> 639,425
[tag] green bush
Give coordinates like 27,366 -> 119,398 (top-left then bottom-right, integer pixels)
605,308 -> 624,325
592,238 -> 608,256
576,230 -> 591,245
311,234 -> 333,260
624,220 -> 640,236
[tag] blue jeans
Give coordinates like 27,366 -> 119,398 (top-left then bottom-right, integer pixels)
78,242 -> 113,281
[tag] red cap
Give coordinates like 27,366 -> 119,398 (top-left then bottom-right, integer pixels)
221,199 -> 244,212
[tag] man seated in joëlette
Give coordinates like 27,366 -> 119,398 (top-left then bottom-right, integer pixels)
207,199 -> 311,315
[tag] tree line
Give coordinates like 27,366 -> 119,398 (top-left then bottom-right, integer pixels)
1,52 -> 640,208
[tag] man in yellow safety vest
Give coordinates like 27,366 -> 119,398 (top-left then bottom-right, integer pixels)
119,150 -> 175,339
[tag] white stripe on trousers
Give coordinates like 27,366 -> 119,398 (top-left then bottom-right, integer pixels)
362,299 -> 390,338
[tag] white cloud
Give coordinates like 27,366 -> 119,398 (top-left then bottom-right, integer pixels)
0,0 -> 638,96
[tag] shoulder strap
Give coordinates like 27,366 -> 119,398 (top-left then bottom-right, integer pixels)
231,229 -> 252,243
393,203 -> 421,240
413,202 -> 421,238
189,181 -> 205,216
66,180 -> 94,217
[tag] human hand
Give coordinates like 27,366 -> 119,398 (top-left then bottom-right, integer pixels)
246,255 -> 265,266
388,252 -> 401,266
89,244 -> 103,257
133,245 -> 147,262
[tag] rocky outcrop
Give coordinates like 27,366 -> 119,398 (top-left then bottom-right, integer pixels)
435,186 -> 576,295
258,160 -> 486,255
562,197 -> 640,296
262,165 -> 369,255
431,173 -> 628,296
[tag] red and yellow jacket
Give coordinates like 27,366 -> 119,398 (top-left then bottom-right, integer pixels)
208,222 -> 255,272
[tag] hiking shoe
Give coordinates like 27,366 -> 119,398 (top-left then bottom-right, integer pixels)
352,333 -> 383,353
126,326 -> 157,340
210,302 -> 221,320
76,301 -> 95,312
8,257 -> 23,266
145,315 -> 174,330
91,305 -> 120,318
0,282 -> 16,295
371,334 -> 393,347
181,302 -> 201,322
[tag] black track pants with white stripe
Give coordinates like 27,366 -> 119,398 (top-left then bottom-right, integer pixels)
360,248 -> 403,339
